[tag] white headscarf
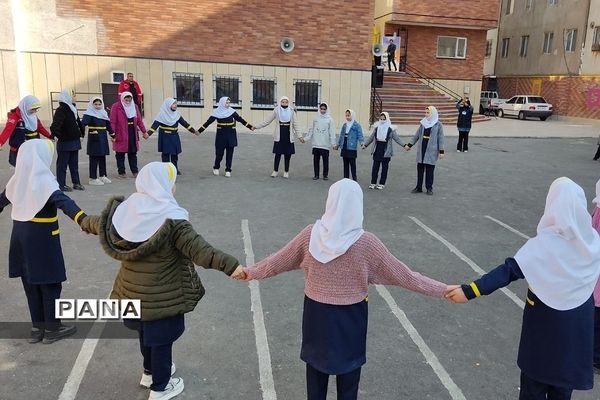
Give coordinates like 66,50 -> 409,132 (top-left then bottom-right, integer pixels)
212,96 -> 235,119
420,106 -> 439,129
376,111 -> 392,141
18,95 -> 41,131
83,96 -> 109,121
5,139 -> 59,222
155,98 -> 181,126
58,89 -> 78,118
112,162 -> 189,243
276,96 -> 292,123
593,179 -> 600,205
309,179 -> 365,263
120,92 -> 137,119
344,109 -> 356,133
315,102 -> 331,121
514,177 -> 600,311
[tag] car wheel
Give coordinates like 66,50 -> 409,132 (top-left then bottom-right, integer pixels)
518,111 -> 525,120
540,116 -> 548,121
498,109 -> 504,118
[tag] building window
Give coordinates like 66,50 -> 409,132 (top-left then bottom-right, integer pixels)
111,71 -> 125,83
525,0 -> 533,10
505,0 -> 513,14
593,27 -> 600,51
501,38 -> 510,58
173,73 -> 203,107
543,32 -> 554,54
519,35 -> 529,57
251,78 -> 277,109
485,40 -> 493,57
293,80 -> 321,110
548,0 -> 558,5
436,36 -> 467,59
213,76 -> 241,107
565,29 -> 577,52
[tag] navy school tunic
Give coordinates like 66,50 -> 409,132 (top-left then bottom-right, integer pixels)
8,122 -> 45,166
197,112 -> 253,149
81,115 -> 114,156
147,117 -> 194,155
272,123 -> 295,155
462,257 -> 594,390
0,190 -> 86,284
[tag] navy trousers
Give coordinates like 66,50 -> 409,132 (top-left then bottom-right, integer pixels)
89,156 -> 107,179
139,329 -> 173,392
274,154 -> 291,172
306,363 -> 361,400
594,307 -> 600,366
214,146 -> 234,172
371,159 -> 390,185
519,372 -> 572,400
161,153 -> 179,171
313,148 -> 330,178
343,158 -> 357,181
56,150 -> 81,186
416,163 -> 435,191
21,277 -> 62,331
115,152 -> 138,175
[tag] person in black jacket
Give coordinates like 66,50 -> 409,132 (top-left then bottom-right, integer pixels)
386,39 -> 397,72
50,89 -> 85,191
456,97 -> 473,153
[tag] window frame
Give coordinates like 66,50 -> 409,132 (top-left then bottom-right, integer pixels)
293,79 -> 321,111
213,75 -> 242,108
250,77 -> 277,109
525,0 -> 533,10
519,35 -> 529,57
505,0 -> 513,15
111,71 -> 125,83
172,72 -> 204,108
548,0 -> 558,5
436,36 -> 468,59
485,39 -> 493,57
564,28 -> 577,52
543,32 -> 554,54
593,27 -> 600,51
501,38 -> 510,58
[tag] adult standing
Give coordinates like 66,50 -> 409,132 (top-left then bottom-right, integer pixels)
386,38 -> 397,72
118,72 -> 143,108
405,106 -> 445,195
110,92 -> 147,179
456,97 -> 473,153
50,89 -> 85,191
304,102 -> 336,180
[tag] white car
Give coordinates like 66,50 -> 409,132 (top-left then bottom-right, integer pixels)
497,95 -> 553,121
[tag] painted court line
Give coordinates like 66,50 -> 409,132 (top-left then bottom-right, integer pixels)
408,216 -> 525,309
241,219 -> 277,400
484,215 -> 531,240
375,285 -> 467,400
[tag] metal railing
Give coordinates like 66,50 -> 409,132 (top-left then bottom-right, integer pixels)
50,92 -> 102,114
369,88 -> 382,126
402,63 -> 463,101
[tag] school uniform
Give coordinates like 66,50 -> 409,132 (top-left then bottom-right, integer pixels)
337,112 -> 363,181
51,92 -> 84,188
305,104 -> 336,179
82,100 -> 114,180
407,108 -> 444,193
364,113 -> 405,187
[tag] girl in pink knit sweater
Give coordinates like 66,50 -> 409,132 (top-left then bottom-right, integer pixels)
240,179 -> 452,400
591,179 -> 600,372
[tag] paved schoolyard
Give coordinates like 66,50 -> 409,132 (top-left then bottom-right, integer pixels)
1,120 -> 600,399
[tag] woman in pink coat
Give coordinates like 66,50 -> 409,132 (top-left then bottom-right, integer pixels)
591,179 -> 600,372
110,92 -> 146,178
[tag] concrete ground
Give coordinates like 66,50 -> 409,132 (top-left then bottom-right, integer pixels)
1,116 -> 600,400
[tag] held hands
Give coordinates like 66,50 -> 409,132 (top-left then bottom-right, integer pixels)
333,145 -> 339,151
445,285 -> 468,304
142,132 -> 149,140
404,144 -> 411,152
360,144 -> 366,150
251,127 -> 256,131
439,152 -> 445,159
231,265 -> 248,281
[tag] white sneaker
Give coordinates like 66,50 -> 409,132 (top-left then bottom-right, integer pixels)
88,178 -> 104,186
148,377 -> 184,400
464,150 -> 468,153
99,176 -> 112,184
225,171 -> 231,177
376,184 -> 385,190
270,171 -> 278,178
456,150 -> 461,152
283,172 -> 289,179
140,363 -> 177,388
368,184 -> 376,189
213,169 -> 219,176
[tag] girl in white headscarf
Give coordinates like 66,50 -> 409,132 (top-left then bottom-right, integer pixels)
590,179 -> 600,372
82,97 -> 115,185
334,109 -> 364,181
0,139 -> 87,344
196,96 -> 254,177
80,161 -> 244,398
447,177 -> 600,399
146,98 -> 197,175
255,96 -> 304,178
304,102 -> 336,180
109,92 -> 147,179
0,95 -> 52,166
362,112 -> 405,190
405,105 -> 444,195
239,178 -> 449,400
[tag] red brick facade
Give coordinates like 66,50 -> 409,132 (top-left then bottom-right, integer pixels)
498,76 -> 600,120
56,0 -> 374,71
390,1 -> 500,29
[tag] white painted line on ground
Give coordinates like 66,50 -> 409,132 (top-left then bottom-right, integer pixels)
408,216 -> 525,309
484,215 -> 530,240
375,285 -> 467,400
242,219 -> 277,400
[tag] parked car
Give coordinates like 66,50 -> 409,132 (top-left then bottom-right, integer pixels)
496,95 -> 553,121
479,91 -> 507,114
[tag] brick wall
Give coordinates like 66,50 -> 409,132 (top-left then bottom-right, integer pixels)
391,0 -> 500,29
392,26 -> 487,81
55,0 -> 374,71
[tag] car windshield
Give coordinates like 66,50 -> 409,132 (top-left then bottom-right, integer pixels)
528,96 -> 547,103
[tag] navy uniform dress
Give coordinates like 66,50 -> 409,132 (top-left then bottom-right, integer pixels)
0,190 -> 86,331
462,257 -> 593,398
81,115 -> 114,180
147,117 -> 195,173
7,123 -> 48,166
197,112 -> 253,173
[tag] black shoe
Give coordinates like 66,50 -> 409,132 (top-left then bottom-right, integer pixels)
28,327 -> 44,344
60,185 -> 72,192
594,158 -> 599,161
411,188 -> 422,193
177,170 -> 182,176
73,184 -> 85,191
426,189 -> 433,195
312,176 -> 319,180
42,325 -> 77,344
323,176 -> 328,181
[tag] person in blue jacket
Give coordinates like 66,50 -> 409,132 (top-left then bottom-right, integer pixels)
145,98 -> 196,175
0,139 -> 88,344
81,97 -> 114,186
334,109 -> 363,181
447,177 -> 600,400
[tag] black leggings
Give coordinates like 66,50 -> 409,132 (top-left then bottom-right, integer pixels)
161,153 -> 179,171
306,363 -> 361,400
274,154 -> 291,172
343,157 -> 357,181
89,156 -> 107,179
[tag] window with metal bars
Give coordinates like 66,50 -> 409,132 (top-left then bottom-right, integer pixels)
173,73 -> 203,107
213,76 -> 241,107
293,80 -> 320,110
251,78 -> 277,109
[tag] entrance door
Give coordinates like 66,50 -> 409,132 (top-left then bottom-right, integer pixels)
101,83 -> 119,114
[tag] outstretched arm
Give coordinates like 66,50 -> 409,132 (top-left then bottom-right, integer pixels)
197,116 -> 217,134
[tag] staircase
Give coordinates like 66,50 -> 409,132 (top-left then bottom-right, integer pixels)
377,72 -> 489,125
